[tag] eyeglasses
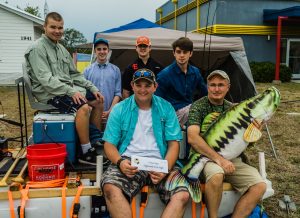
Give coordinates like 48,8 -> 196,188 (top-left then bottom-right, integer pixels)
133,69 -> 155,81
208,83 -> 228,88
137,44 -> 149,48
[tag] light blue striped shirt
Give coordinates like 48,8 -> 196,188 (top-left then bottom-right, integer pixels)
84,61 -> 122,111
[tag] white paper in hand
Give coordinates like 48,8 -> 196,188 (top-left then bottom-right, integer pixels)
131,155 -> 168,173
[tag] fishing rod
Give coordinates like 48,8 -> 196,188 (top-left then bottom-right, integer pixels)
0,117 -> 23,127
184,0 -> 189,37
201,0 -> 212,72
281,99 -> 300,103
182,0 -> 212,73
207,1 -> 226,72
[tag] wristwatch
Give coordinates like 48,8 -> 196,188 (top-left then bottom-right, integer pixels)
116,157 -> 125,170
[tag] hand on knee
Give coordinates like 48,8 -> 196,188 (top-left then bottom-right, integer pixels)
89,98 -> 103,109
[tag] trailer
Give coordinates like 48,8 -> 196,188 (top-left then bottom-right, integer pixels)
0,151 -> 274,218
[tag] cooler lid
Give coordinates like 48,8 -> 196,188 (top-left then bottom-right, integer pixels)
34,113 -> 75,121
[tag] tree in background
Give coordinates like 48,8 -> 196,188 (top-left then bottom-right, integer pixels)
17,4 -> 41,18
61,28 -> 87,54
24,5 -> 41,17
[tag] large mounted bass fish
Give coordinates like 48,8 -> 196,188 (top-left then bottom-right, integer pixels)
165,86 -> 281,203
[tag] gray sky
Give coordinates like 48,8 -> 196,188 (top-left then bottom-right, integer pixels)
4,0 -> 167,41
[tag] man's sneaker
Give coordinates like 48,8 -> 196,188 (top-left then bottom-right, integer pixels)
103,156 -> 111,170
91,140 -> 104,149
78,147 -> 97,165
91,141 -> 110,167
93,149 -> 111,169
78,147 -> 111,168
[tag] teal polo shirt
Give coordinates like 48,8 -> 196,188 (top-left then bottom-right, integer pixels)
103,95 -> 182,158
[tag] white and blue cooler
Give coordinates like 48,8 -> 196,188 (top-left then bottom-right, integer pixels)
33,113 -> 77,163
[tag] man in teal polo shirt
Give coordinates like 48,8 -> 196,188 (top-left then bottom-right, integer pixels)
101,68 -> 190,218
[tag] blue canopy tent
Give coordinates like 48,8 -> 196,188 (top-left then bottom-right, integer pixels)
100,18 -> 161,34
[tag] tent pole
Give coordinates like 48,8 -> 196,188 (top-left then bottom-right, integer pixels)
265,123 -> 278,159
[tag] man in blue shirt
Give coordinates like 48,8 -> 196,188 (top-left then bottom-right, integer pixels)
155,37 -> 207,127
84,38 -> 122,119
101,69 -> 190,218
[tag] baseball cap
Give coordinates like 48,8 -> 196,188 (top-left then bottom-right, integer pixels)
136,36 -> 151,46
207,70 -> 230,83
132,68 -> 156,83
94,38 -> 109,47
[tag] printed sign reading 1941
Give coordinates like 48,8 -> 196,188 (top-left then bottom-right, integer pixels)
21,36 -> 32,41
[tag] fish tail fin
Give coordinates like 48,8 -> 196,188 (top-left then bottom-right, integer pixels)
188,180 -> 202,203
165,170 -> 202,203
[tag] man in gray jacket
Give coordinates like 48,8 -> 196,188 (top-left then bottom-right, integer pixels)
25,12 -> 103,164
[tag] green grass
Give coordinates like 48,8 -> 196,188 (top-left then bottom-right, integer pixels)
247,83 -> 300,218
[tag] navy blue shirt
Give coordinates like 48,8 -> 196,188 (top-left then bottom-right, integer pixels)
155,61 -> 207,111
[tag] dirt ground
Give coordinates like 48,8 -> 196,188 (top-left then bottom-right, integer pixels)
0,82 -> 299,217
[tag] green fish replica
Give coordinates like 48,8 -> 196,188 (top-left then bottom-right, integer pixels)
165,86 -> 281,203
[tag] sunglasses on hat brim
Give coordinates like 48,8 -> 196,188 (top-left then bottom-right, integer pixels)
132,69 -> 155,82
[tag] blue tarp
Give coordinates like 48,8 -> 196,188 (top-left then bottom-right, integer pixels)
102,18 -> 161,33
94,18 -> 162,42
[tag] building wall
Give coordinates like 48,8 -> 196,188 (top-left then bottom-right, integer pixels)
157,0 -> 300,29
0,7 -> 36,84
157,0 -> 196,19
163,19 -> 174,30
199,1 -> 217,29
34,26 -> 43,40
157,0 -> 202,30
215,0 -> 300,26
156,0 -> 300,63
159,0 -> 174,18
176,8 -> 197,31
230,35 -> 277,62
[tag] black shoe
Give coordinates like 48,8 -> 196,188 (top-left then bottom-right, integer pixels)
92,146 -> 111,169
103,156 -> 111,169
78,147 -> 111,167
78,147 -> 97,165
91,141 -> 110,167
91,140 -> 104,149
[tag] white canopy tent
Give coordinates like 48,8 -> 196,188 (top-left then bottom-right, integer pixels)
94,19 -> 256,102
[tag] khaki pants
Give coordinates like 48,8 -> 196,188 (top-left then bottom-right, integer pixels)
203,158 -> 265,195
